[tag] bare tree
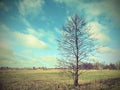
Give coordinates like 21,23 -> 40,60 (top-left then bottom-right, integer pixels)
57,14 -> 95,87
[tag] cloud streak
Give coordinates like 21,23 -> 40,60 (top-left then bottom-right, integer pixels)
14,31 -> 47,49
18,0 -> 44,16
97,46 -> 120,55
88,21 -> 110,42
0,24 -> 48,49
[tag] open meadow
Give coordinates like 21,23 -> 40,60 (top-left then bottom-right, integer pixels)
0,69 -> 120,90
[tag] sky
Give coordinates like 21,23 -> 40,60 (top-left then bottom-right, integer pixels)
0,0 -> 120,68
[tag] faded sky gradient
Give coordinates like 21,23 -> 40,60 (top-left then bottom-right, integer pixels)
0,0 -> 120,68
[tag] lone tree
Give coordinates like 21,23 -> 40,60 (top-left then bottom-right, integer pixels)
58,14 -> 95,87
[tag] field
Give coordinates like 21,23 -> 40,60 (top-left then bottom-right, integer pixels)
0,69 -> 120,90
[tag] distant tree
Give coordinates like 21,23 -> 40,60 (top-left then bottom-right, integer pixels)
79,63 -> 94,69
33,67 -> 36,70
94,62 -> 105,70
57,14 -> 95,87
103,65 -> 109,69
103,63 -> 117,70
6,67 -> 9,69
116,60 -> 120,70
42,66 -> 47,70
109,63 -> 117,70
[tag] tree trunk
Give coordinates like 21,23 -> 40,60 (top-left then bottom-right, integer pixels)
74,68 -> 78,86
74,54 -> 79,86
74,21 -> 79,87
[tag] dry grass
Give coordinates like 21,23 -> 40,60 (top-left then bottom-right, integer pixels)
0,69 -> 120,90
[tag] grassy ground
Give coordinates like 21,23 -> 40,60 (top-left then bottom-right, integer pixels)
0,69 -> 120,90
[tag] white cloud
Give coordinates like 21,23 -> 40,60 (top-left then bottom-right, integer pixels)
27,27 -> 57,44
76,1 -> 103,16
27,28 -> 44,38
0,24 -> 48,49
14,31 -> 47,49
0,33 -> 18,67
18,0 -> 44,16
0,36 -> 10,53
86,0 -> 120,20
96,46 -> 120,63
96,46 -> 120,54
0,24 -> 12,48
86,8 -> 101,16
96,0 -> 120,21
88,21 -> 110,42
23,50 -> 32,55
27,28 -> 56,45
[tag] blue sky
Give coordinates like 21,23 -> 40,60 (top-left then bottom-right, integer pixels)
0,0 -> 120,68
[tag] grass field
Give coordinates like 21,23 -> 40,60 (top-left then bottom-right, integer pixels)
0,69 -> 120,90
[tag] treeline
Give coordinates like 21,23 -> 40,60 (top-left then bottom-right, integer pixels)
0,62 -> 120,70
0,66 -> 48,70
79,62 -> 120,70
